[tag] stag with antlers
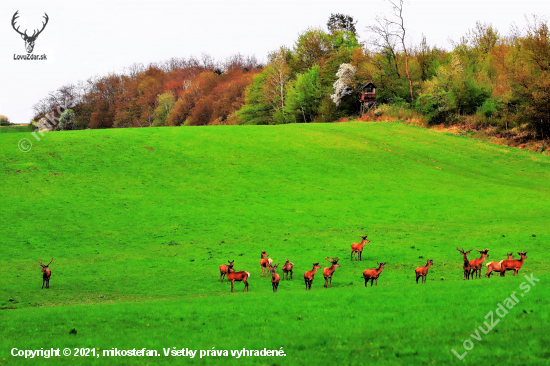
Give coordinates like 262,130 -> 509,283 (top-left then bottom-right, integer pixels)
323,257 -> 341,288
12,11 -> 49,54
485,253 -> 514,278
501,251 -> 528,276
219,260 -> 235,282
270,263 -> 280,293
456,247 -> 473,280
282,258 -> 294,280
469,248 -> 490,279
415,259 -> 433,284
351,235 -> 370,261
363,262 -> 386,287
39,258 -> 53,289
304,263 -> 321,290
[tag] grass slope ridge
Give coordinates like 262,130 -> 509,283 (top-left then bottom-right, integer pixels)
1,122 -> 549,365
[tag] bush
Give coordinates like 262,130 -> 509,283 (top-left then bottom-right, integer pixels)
57,109 -> 76,131
0,115 -> 12,126
477,99 -> 499,118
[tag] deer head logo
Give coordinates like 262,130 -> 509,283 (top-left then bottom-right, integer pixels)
12,11 -> 49,54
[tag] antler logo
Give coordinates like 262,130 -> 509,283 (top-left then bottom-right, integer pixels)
12,11 -> 49,54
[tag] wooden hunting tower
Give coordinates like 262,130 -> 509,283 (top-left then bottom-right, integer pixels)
360,82 -> 377,115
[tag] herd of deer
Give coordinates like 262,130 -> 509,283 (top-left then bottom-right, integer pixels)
456,247 -> 528,279
38,236 -> 529,292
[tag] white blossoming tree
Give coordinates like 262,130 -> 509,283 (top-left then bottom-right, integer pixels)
330,63 -> 357,106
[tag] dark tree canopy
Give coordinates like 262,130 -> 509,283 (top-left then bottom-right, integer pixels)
327,13 -> 358,36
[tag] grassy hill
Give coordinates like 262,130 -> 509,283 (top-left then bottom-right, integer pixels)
1,122 -> 549,365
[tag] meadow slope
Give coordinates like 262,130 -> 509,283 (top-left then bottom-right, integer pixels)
1,122 -> 549,365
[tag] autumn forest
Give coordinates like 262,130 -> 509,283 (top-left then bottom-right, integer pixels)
31,11 -> 550,143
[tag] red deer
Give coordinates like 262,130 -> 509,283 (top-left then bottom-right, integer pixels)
468,248 -> 490,279
227,270 -> 250,293
456,247 -> 473,280
351,235 -> 370,261
362,262 -> 386,287
304,263 -> 321,290
40,258 -> 53,289
219,260 -> 235,282
270,263 -> 280,292
415,259 -> 434,284
260,251 -> 272,277
282,257 -> 294,280
500,251 -> 527,276
323,257 -> 341,288
485,253 -> 514,278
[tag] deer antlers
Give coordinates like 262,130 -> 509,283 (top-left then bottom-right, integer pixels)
12,11 -> 49,40
456,247 -> 472,254
40,258 -> 53,268
326,257 -> 339,264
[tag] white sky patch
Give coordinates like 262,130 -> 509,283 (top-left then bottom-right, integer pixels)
0,0 -> 548,124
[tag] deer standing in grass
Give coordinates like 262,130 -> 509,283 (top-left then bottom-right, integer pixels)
282,258 -> 294,280
270,263 -> 280,292
40,258 -> 53,289
469,248 -> 490,279
219,260 -> 235,282
485,253 -> 514,278
323,257 -> 341,288
351,235 -> 370,261
456,247 -> 473,280
362,262 -> 386,287
260,251 -> 273,277
500,251 -> 527,276
415,259 -> 433,284
304,263 -> 321,290
227,270 -> 250,293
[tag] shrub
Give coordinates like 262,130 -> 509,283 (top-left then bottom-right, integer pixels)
57,109 -> 76,131
0,115 -> 11,126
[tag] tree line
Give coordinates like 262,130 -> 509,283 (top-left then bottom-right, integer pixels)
32,9 -> 550,140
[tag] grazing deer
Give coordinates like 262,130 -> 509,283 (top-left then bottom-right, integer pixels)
323,257 -> 341,288
415,259 -> 433,284
304,263 -> 321,290
456,247 -> 473,280
270,263 -> 280,292
485,253 -> 514,278
227,270 -> 250,293
40,258 -> 53,289
282,257 -> 294,280
469,248 -> 490,279
362,262 -> 386,287
219,260 -> 235,282
500,251 -> 527,276
351,235 -> 370,261
260,251 -> 272,277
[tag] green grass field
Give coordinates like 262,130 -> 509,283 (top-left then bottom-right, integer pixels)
1,122 -> 549,365
0,125 -> 32,134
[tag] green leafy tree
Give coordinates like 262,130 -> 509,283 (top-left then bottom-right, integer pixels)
285,66 -> 323,123
235,73 -> 272,125
291,28 -> 333,74
152,92 -> 176,127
